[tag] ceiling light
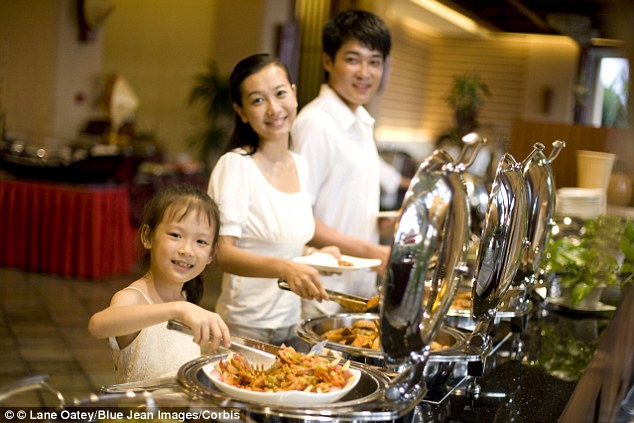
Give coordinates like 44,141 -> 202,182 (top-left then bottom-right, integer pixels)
409,0 -> 483,34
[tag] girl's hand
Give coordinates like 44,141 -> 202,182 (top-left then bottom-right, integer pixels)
179,303 -> 231,349
281,262 -> 329,302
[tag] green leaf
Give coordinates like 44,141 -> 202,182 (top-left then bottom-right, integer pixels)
570,283 -> 592,306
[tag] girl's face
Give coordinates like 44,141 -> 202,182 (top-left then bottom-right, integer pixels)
143,206 -> 215,285
234,63 -> 297,144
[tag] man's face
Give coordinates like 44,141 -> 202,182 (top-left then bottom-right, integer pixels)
324,39 -> 385,112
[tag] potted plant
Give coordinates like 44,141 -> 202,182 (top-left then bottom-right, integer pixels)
544,216 -> 634,307
187,60 -> 234,168
444,72 -> 492,137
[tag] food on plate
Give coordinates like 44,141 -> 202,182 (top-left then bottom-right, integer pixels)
211,346 -> 353,393
321,320 -> 446,351
337,259 -> 354,267
451,291 -> 472,310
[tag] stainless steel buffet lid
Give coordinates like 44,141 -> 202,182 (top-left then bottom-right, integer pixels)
380,136 -> 477,366
519,140 -> 565,277
471,153 -> 528,320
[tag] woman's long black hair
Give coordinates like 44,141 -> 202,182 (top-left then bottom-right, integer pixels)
224,53 -> 294,155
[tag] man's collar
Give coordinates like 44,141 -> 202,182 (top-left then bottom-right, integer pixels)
319,84 -> 374,129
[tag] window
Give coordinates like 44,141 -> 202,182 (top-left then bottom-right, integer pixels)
584,47 -> 629,127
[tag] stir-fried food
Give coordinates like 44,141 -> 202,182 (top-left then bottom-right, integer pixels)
215,346 -> 353,393
451,291 -> 472,310
322,319 -> 381,349
322,320 -> 447,351
337,259 -> 354,267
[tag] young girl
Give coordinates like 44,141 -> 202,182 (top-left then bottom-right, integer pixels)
208,54 -> 338,350
88,185 -> 231,383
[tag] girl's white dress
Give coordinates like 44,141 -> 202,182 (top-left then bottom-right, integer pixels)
208,149 -> 315,330
109,287 -> 200,383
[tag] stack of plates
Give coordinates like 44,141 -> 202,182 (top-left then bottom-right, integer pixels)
556,188 -> 606,218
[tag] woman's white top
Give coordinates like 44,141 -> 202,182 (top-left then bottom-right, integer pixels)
208,149 -> 315,329
109,287 -> 200,383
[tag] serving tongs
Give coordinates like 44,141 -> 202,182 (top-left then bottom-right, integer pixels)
101,321 -> 280,393
277,279 -> 379,313
167,320 -> 278,368
101,375 -> 181,394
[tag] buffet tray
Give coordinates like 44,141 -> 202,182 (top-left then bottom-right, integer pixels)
177,351 -> 424,422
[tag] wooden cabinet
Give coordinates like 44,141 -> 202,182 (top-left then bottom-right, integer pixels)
508,119 -> 634,190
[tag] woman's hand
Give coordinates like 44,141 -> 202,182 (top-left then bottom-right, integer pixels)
317,245 -> 341,258
178,303 -> 231,349
310,245 -> 343,276
367,244 -> 390,276
280,261 -> 329,302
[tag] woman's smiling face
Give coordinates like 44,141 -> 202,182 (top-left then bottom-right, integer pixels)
234,63 -> 298,144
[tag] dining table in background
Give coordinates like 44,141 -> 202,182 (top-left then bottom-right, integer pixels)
0,177 -> 137,279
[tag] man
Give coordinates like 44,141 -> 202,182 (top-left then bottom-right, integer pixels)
292,9 -> 407,317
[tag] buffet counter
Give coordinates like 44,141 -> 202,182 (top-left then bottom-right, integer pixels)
418,286 -> 634,422
0,177 -> 137,279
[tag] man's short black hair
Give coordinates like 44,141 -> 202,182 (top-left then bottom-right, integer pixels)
322,9 -> 391,61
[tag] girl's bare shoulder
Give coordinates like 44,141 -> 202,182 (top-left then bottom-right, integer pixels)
110,279 -> 151,306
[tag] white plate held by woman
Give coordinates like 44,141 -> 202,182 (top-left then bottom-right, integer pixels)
293,252 -> 381,272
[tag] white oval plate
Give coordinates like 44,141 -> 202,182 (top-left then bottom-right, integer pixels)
203,360 -> 361,406
293,253 -> 381,272
377,210 -> 400,219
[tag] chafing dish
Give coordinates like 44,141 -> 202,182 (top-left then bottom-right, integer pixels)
0,374 -> 235,422
517,140 -> 565,282
445,150 -> 532,394
380,133 -> 484,401
177,349 -> 420,422
445,286 -> 532,332
448,142 -> 564,344
297,313 -> 476,390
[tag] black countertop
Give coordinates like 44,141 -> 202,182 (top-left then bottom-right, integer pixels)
419,286 -> 634,422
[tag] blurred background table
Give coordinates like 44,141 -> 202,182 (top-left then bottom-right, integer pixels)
0,178 -> 137,279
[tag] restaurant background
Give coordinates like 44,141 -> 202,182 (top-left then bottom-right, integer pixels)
0,0 -> 585,164
0,0 -> 634,417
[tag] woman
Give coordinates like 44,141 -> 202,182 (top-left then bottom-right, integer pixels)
208,54 -> 338,349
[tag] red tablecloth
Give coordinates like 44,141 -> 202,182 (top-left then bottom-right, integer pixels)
0,178 -> 137,279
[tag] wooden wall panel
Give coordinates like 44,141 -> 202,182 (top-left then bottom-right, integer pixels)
508,119 -> 633,189
376,24 -> 530,146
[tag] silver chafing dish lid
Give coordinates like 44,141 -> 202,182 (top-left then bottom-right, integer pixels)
379,134 -> 481,400
471,153 -> 528,321
519,140 -> 565,278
